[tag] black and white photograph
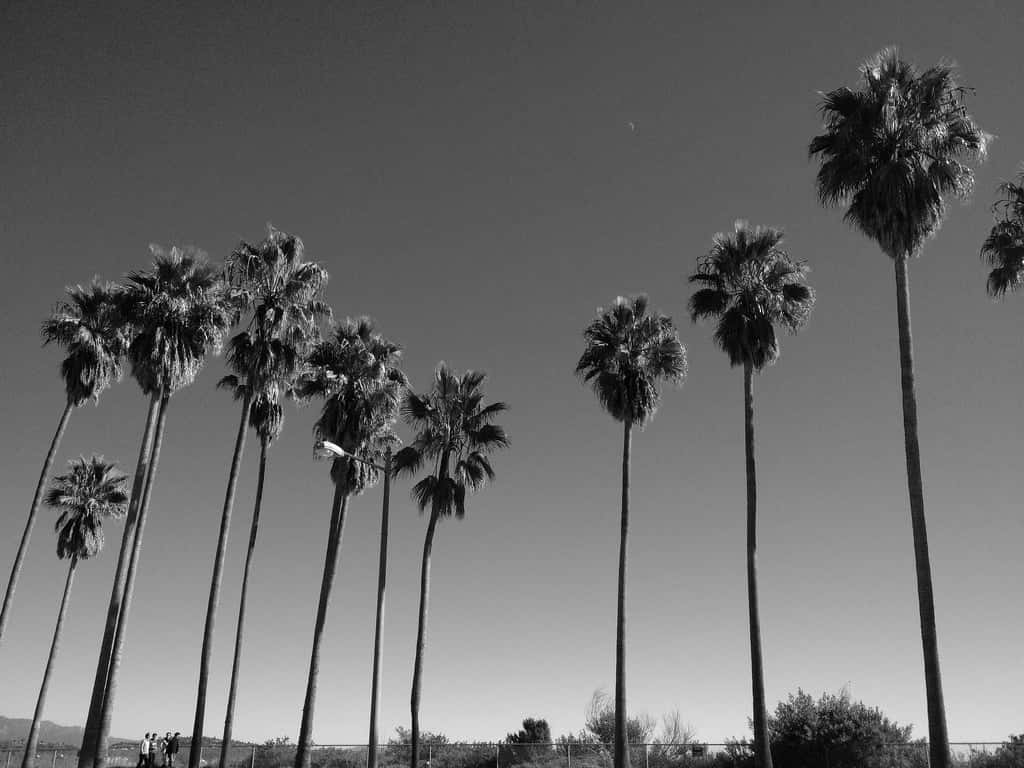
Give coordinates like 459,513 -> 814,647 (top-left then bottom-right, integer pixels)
1,3 -> 1021,768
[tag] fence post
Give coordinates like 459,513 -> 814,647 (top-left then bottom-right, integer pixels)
495,744 -> 499,768
251,745 -> 256,768
427,745 -> 431,768
5,749 -> 11,768
644,744 -> 648,768
51,752 -> 58,768
566,743 -> 571,768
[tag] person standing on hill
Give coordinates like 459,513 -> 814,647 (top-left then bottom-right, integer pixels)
148,730 -> 157,768
137,734 -> 151,768
160,734 -> 171,767
166,734 -> 180,768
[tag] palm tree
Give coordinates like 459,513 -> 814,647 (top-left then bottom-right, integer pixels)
212,230 -> 329,768
22,456 -> 129,768
688,224 -> 814,768
1,281 -> 126,648
392,364 -> 509,768
981,170 -> 1024,297
809,49 -> 988,768
292,318 -> 406,768
79,246 -> 233,768
575,296 -> 686,768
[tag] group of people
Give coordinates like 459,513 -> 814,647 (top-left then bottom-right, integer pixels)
136,732 -> 180,768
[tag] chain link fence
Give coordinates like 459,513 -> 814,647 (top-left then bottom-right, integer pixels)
3,742 -> 1021,768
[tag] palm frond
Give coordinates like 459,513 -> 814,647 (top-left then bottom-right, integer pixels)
810,49 -> 987,260
45,455 -> 129,562
576,295 -> 687,425
981,172 -> 1024,298
41,280 -> 129,406
121,245 -> 234,396
397,363 -> 507,520
688,222 -> 814,370
305,317 -> 406,495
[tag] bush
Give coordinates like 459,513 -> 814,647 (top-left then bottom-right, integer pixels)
966,736 -> 1024,768
767,689 -> 914,768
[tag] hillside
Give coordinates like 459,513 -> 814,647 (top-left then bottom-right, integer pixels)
0,717 -> 132,747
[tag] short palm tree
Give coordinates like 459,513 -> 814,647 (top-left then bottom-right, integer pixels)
575,296 -> 686,768
22,456 -> 128,768
292,318 -> 407,768
810,49 -> 988,768
688,223 -> 814,768
393,364 -> 509,768
186,228 -> 329,766
0,281 -> 126,648
79,246 -> 233,768
212,231 -> 329,768
981,170 -> 1024,297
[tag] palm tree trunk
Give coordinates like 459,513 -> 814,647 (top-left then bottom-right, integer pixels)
409,510 -> 439,768
95,392 -> 170,768
744,363 -> 772,768
893,255 -> 949,768
191,393 -> 251,768
367,450 -> 392,768
614,419 -> 631,768
294,483 -> 350,768
0,398 -> 74,647
220,437 -> 267,768
79,393 -> 161,768
22,557 -> 77,768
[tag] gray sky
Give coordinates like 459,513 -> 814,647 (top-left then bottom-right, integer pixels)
1,0 -> 1022,746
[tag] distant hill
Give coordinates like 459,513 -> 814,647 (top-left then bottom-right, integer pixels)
0,717 -> 133,748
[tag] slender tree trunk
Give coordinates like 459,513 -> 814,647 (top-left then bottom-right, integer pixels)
191,393 -> 251,768
79,393 -> 161,768
220,437 -> 268,768
95,393 -> 170,768
744,363 -> 772,768
294,483 -> 350,768
0,399 -> 74,647
22,558 -> 77,768
409,510 -> 439,768
367,449 -> 392,768
614,419 -> 631,768
893,255 -> 949,768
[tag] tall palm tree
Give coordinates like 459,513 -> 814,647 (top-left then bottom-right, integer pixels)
981,170 -> 1024,297
575,296 -> 686,768
392,364 -> 509,768
22,456 -> 129,768
80,246 -> 233,768
292,318 -> 406,768
212,230 -> 329,768
1,281 -> 127,648
187,228 -> 329,766
809,49 -> 988,768
688,224 -> 814,768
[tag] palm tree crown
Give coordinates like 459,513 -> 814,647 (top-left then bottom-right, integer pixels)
41,281 -> 129,407
120,245 -> 234,395
575,295 -> 687,426
44,456 -> 129,562
981,171 -> 1024,297
299,318 -> 408,492
689,222 -> 815,370
809,48 -> 988,260
220,227 -> 331,442
394,364 -> 508,519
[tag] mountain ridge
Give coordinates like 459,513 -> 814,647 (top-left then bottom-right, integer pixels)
0,717 -> 133,748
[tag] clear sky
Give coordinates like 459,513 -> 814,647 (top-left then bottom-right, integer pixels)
2,0 -> 1022,747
